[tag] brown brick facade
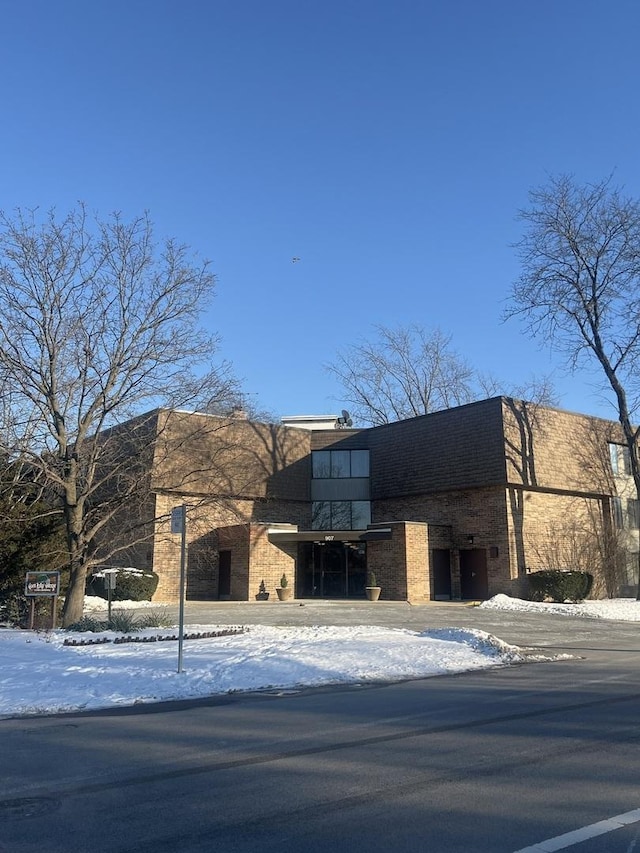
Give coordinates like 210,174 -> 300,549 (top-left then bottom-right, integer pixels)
151,492 -> 307,601
99,398 -> 637,603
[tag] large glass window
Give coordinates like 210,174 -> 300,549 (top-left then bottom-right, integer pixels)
312,500 -> 372,530
312,449 -> 370,479
311,449 -> 370,529
610,496 -> 640,529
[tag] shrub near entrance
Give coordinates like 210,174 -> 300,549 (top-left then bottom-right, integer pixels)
527,569 -> 593,603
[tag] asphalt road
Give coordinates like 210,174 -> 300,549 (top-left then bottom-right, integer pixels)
2,601 -> 640,853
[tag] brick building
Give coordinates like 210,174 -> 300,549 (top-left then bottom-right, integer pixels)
104,398 -> 639,603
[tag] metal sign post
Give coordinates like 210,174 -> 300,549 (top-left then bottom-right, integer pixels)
171,505 -> 188,673
104,570 -> 117,625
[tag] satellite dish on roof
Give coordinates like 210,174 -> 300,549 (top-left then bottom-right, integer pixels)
335,409 -> 353,429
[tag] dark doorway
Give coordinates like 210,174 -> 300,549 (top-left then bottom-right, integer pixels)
459,548 -> 488,599
218,550 -> 231,599
299,541 -> 367,598
432,549 -> 452,599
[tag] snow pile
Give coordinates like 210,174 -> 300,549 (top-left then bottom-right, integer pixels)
83,595 -> 158,611
480,594 -> 640,621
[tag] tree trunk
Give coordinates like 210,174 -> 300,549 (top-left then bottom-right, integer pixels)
62,561 -> 88,626
60,487 -> 87,627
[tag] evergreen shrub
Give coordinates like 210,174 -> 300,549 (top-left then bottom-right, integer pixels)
527,569 -> 593,603
85,568 -> 159,602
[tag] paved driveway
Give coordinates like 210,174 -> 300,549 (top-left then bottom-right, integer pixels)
145,598 -> 639,656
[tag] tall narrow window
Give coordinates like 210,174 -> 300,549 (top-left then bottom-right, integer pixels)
610,443 -> 633,476
609,444 -> 620,474
612,496 -> 624,528
628,499 -> 640,530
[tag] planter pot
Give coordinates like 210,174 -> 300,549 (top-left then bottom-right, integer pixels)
276,587 -> 292,601
255,592 -> 270,601
365,586 -> 381,602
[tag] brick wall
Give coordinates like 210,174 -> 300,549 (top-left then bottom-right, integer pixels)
501,399 -> 620,494
374,486 -> 513,599
152,409 -> 312,501
368,397 -> 507,498
367,522 -> 428,601
375,485 -> 509,550
152,493 -> 309,601
310,429 -> 367,451
506,487 -> 610,591
501,400 -> 628,595
247,526 -> 297,601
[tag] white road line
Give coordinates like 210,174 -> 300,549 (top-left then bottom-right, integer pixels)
513,808 -> 640,852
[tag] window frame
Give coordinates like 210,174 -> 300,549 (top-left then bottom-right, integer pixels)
311,449 -> 370,480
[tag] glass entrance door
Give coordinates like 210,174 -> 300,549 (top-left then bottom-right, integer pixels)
299,541 -> 367,598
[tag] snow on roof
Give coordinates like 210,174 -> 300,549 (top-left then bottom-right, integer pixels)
280,415 -> 339,430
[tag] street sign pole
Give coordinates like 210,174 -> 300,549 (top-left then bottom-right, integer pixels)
172,505 -> 188,673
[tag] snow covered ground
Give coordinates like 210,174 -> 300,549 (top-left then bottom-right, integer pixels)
1,594 -> 637,719
479,593 -> 640,621
0,616 -> 522,719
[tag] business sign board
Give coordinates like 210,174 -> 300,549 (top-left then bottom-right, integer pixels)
24,571 -> 61,597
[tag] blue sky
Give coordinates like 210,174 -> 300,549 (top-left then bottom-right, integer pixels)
2,0 -> 639,422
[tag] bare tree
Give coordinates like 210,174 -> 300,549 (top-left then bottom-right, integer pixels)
478,372 -> 560,409
507,174 -> 640,597
327,324 -> 557,426
0,205 -> 240,625
326,325 -> 476,426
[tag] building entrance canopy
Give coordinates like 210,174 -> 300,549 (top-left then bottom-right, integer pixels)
267,526 -> 392,598
267,527 -> 392,544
